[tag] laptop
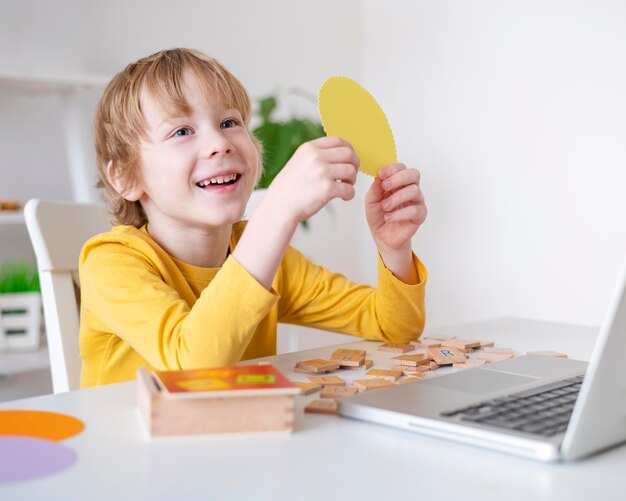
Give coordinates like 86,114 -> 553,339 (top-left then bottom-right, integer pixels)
339,260 -> 626,462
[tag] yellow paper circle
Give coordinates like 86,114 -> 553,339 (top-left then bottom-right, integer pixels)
318,76 -> 396,177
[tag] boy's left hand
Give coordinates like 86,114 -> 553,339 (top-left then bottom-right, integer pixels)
365,163 -> 427,253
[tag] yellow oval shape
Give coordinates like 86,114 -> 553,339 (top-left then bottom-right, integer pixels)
319,76 -> 396,177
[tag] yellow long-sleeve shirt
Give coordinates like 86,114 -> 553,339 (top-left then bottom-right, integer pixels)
79,221 -> 427,388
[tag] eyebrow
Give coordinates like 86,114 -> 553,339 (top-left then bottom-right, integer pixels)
153,115 -> 190,132
150,106 -> 243,134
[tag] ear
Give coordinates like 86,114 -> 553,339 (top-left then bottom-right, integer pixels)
106,160 -> 144,202
252,136 -> 264,184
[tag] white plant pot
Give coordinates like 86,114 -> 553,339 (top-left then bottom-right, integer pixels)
0,292 -> 42,351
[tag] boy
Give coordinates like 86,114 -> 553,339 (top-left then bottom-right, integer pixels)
79,48 -> 427,387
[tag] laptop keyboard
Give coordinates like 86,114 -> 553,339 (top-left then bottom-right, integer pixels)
440,374 -> 585,437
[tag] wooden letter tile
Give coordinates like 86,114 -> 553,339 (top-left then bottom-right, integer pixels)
452,361 -> 486,370
391,353 -> 432,367
378,343 -> 415,353
307,375 -> 346,387
339,359 -> 374,370
483,347 -> 515,355
476,352 -> 514,363
428,347 -> 467,365
441,339 -> 482,352
423,334 -> 457,341
364,369 -> 403,382
527,350 -> 568,358
352,378 -> 394,391
294,359 -> 340,374
305,399 -> 339,415
411,338 -> 442,349
292,381 -> 322,395
330,349 -> 366,367
401,366 -> 430,376
320,385 -> 360,399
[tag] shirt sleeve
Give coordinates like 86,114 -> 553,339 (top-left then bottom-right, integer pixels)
276,246 -> 427,343
80,242 -> 279,370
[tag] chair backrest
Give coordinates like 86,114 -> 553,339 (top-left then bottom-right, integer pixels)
24,199 -> 111,393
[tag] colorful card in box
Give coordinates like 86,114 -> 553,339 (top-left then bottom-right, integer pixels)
154,364 -> 299,399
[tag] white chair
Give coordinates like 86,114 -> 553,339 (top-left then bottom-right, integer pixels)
24,199 -> 111,393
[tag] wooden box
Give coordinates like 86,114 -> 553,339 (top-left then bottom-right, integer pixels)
137,364 -> 299,437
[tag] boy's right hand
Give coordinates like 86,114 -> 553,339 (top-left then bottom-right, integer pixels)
265,136 -> 360,225
236,136 -> 358,290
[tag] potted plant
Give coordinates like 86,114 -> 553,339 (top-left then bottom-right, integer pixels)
246,94 -> 325,228
0,260 -> 42,351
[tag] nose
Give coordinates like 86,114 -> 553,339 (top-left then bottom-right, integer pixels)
202,130 -> 233,159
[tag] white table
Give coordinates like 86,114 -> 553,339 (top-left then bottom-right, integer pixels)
1,318 -> 624,501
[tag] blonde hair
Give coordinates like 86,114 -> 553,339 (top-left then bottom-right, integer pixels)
94,48 -> 261,227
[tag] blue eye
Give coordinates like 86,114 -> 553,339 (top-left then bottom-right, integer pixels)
174,127 -> 192,137
221,119 -> 239,129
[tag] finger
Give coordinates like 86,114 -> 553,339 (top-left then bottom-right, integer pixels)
365,176 -> 385,204
327,163 -> 358,185
310,135 -> 354,151
330,180 -> 356,202
320,146 -> 360,169
377,163 -> 407,179
381,184 -> 423,212
381,167 -> 421,193
383,203 -> 427,224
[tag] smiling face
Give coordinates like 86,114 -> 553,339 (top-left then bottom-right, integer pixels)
128,71 -> 261,231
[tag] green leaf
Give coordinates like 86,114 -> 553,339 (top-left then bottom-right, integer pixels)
258,97 -> 277,125
251,93 -> 328,229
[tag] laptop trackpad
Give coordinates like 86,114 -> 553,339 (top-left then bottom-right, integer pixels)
424,369 -> 537,395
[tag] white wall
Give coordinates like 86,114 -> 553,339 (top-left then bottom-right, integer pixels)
3,0 -> 625,344
0,0 -> 365,350
361,0 -> 626,329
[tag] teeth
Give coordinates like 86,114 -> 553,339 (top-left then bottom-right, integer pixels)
197,174 -> 238,187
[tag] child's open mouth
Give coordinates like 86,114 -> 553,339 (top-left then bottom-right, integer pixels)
196,173 -> 241,189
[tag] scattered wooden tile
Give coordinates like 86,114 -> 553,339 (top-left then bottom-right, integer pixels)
294,359 -> 340,373
429,361 -> 440,370
424,334 -> 457,341
411,338 -> 441,348
452,361 -> 487,370
307,375 -> 346,387
402,366 -> 430,376
364,369 -> 403,382
428,347 -> 467,365
331,349 -> 366,367
391,354 -> 432,367
378,343 -> 415,353
339,359 -> 374,370
352,378 -> 394,391
396,377 -> 422,384
483,347 -> 515,355
441,339 -> 482,352
332,348 -> 367,358
292,381 -> 322,395
294,367 -> 326,375
527,350 -> 568,358
305,399 -> 339,415
320,385 -> 360,399
476,352 -> 514,363
480,341 -> 495,348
